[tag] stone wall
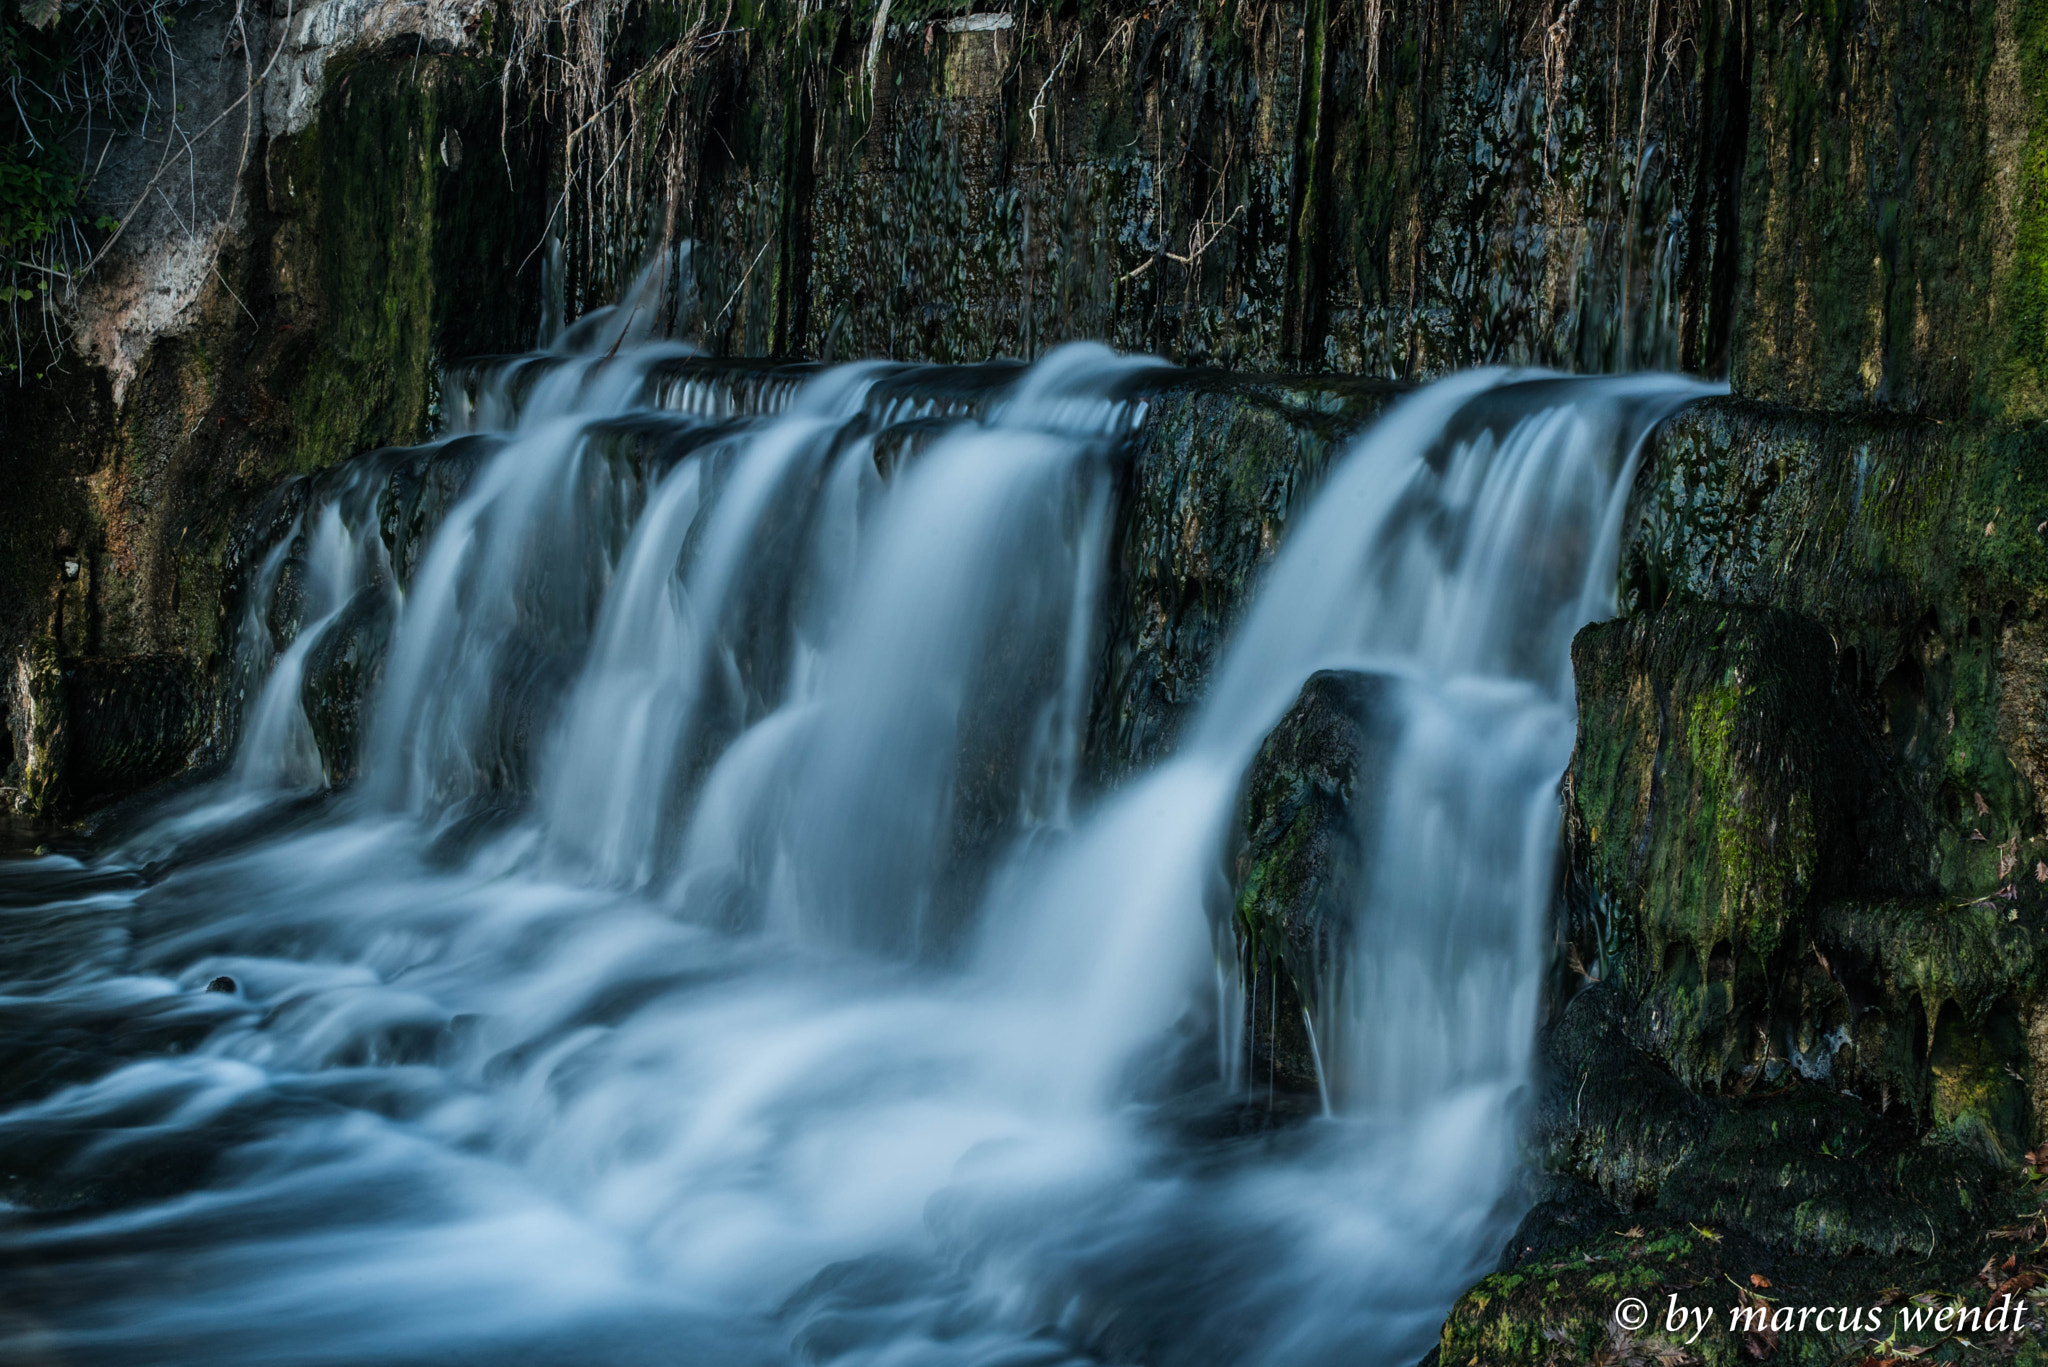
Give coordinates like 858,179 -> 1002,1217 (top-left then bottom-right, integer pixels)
672,0 -> 1746,375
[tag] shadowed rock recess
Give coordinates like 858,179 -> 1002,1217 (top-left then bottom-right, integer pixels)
10,0 -> 2048,1362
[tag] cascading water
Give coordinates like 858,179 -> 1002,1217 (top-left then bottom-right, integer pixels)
0,304 -> 1713,1367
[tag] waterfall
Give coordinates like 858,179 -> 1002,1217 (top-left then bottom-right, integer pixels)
0,312 -> 1713,1367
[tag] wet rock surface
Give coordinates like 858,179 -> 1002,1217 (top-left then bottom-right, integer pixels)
1091,375 -> 1396,777
1229,668 -> 1397,1094
1445,985 -> 2044,1364
1433,400 -> 2048,1362
1562,602 -> 1929,1095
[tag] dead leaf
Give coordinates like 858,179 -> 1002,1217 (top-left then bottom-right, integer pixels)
1749,1272 -> 1772,1288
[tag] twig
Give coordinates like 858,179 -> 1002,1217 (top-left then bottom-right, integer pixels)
77,0 -> 297,284
711,237 -> 772,336
1028,33 -> 1077,142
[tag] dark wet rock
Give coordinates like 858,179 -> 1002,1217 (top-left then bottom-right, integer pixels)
1093,376 -> 1395,777
56,655 -> 208,813
205,976 -> 237,994
1571,406 -> 2048,1179
302,584 -> 398,787
267,535 -> 312,652
378,436 -> 499,586
1534,986 -> 1713,1211
1229,668 -> 1398,1095
1439,1200 -> 2048,1367
1626,400 -> 2048,903
1461,981 -> 2041,1362
1734,0 -> 2048,422
1562,602 -> 1927,1094
669,1 -> 1745,375
1493,1175 -> 1629,1276
1658,1084 -> 1996,1259
1541,989 -> 1996,1259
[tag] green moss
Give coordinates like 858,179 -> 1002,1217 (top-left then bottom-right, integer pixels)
270,56 -> 547,474
1998,0 -> 2048,420
11,633 -> 63,814
1570,609 -> 1841,996
1731,0 -> 2033,417
1442,1207 -> 2048,1366
1630,402 -> 2048,898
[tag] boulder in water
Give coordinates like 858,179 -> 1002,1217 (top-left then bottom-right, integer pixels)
301,584 -> 397,787
1231,668 -> 1398,1097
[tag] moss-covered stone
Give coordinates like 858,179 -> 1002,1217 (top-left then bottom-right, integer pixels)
1508,385 -> 2048,1358
263,54 -> 549,475
1441,1201 -> 2048,1366
1734,0 -> 2048,421
1478,982 -> 2048,1362
1535,985 -> 1715,1210
1228,668 -> 1396,1093
1563,601 -> 1923,1091
3,633 -> 66,815
1597,401 -> 2048,1150
1631,399 -> 2048,903
1538,985 -> 1999,1256
0,51 -> 549,817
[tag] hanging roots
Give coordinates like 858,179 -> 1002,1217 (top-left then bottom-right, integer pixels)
499,0 -> 735,317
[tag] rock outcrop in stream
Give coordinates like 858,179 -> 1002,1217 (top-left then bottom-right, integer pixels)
1428,408 -> 2048,1359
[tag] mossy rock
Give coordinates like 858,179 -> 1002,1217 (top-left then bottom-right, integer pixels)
1656,1083 -> 1997,1258
1534,985 -> 1715,1210
1484,979 -> 2048,1361
1629,399 -> 2048,905
1537,985 -> 2002,1257
302,584 -> 397,788
1733,0 -> 2048,421
1615,403 -> 2048,1151
1564,601 -> 1919,1091
1229,667 -> 1398,1093
1442,1197 -> 2048,1366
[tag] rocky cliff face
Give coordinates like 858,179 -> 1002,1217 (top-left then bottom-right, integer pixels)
10,0 -> 2046,814
2,3 -> 548,811
1433,394 -> 2048,1362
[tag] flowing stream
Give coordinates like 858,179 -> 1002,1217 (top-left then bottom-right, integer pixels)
0,312 -> 1711,1366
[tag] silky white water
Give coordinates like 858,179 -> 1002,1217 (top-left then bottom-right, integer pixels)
0,314 -> 1711,1366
